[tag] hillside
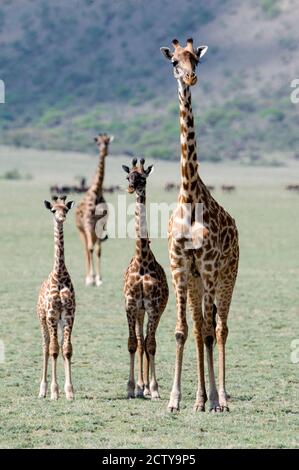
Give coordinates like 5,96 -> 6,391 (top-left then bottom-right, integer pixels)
0,0 -> 298,163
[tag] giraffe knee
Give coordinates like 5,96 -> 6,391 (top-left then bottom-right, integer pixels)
216,324 -> 228,343
49,341 -> 59,357
145,336 -> 156,356
128,336 -> 137,354
204,335 -> 214,348
62,342 -> 73,359
137,336 -> 145,354
175,326 -> 188,345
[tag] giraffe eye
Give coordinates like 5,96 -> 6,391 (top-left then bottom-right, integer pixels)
52,210 -> 56,214
172,60 -> 178,67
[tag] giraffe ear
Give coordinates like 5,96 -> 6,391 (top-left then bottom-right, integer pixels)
196,45 -> 208,60
66,201 -> 75,210
44,200 -> 52,210
160,47 -> 173,60
122,165 -> 130,173
145,165 -> 154,177
109,135 -> 115,143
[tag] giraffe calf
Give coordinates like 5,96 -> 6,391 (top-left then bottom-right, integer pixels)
122,158 -> 169,399
37,196 -> 76,400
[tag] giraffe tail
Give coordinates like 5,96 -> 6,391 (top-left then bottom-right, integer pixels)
100,234 -> 108,242
213,303 -> 218,346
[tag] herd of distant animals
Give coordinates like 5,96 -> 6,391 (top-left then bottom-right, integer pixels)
37,37 -> 240,413
164,183 -> 236,192
50,178 -> 121,195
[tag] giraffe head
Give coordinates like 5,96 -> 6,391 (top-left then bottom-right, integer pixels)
160,38 -> 208,86
122,158 -> 154,195
44,196 -> 75,223
94,133 -> 114,153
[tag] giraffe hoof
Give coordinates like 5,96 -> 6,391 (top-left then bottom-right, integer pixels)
127,391 -> 135,399
143,388 -> 151,398
151,390 -> 160,400
221,405 -> 230,412
65,386 -> 74,400
135,385 -> 144,398
210,405 -> 222,413
39,382 -> 47,398
85,276 -> 95,287
50,384 -> 59,400
168,395 -> 180,412
95,275 -> 103,287
193,404 -> 205,412
168,405 -> 180,413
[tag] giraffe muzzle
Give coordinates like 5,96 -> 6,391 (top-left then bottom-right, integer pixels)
184,73 -> 197,86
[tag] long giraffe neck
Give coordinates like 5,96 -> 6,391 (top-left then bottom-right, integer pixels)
135,189 -> 150,260
53,220 -> 66,275
90,145 -> 107,195
178,81 -> 200,203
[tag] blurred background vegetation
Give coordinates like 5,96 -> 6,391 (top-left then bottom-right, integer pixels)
0,0 -> 298,164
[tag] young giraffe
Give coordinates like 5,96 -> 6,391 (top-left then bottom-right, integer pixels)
76,133 -> 114,286
37,195 -> 76,400
161,38 -> 239,412
122,158 -> 169,399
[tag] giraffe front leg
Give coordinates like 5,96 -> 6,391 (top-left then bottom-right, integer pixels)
47,316 -> 60,400
126,307 -> 137,398
135,310 -> 145,398
39,318 -> 49,398
187,277 -> 207,412
168,273 -> 188,412
85,232 -> 96,286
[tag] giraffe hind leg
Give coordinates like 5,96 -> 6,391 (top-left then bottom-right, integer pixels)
60,311 -> 75,401
144,313 -> 160,399
215,274 -> 237,412
202,280 -> 221,412
78,229 -> 94,286
95,240 -> 102,287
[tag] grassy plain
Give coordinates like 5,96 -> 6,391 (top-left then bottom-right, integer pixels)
0,146 -> 298,448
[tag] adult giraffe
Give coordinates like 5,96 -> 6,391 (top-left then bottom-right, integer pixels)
160,38 -> 239,412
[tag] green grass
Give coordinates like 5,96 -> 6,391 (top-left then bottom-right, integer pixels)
0,147 -> 298,448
